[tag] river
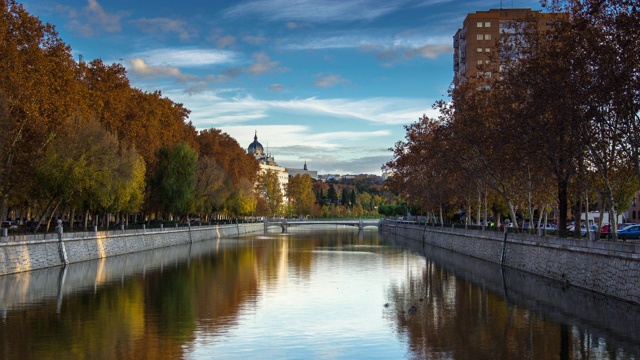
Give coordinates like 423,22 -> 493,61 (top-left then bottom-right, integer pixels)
0,227 -> 639,359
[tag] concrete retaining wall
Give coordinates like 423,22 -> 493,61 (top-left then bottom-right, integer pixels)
0,223 -> 264,276
380,221 -> 640,305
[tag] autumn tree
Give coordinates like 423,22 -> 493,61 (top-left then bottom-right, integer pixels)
497,1 -> 640,234
0,0 -> 84,220
257,169 -> 283,217
195,129 -> 260,217
33,115 -> 145,231
286,174 -> 316,217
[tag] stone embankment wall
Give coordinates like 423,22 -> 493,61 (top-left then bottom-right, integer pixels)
0,223 -> 264,276
381,221 -> 640,305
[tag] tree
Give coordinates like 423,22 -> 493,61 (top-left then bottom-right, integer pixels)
33,115 -> 145,231
327,184 -> 338,205
195,129 -> 260,217
257,169 -> 283,217
0,0 -> 84,220
340,188 -> 349,207
152,143 -> 198,219
286,174 -> 316,217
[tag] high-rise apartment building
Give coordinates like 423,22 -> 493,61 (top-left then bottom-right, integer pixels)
453,8 -> 554,84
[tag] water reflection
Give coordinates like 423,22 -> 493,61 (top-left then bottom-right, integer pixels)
386,232 -> 640,359
0,229 -> 638,359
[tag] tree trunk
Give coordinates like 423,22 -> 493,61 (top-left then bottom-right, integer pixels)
70,207 -> 75,231
507,201 -> 518,228
558,177 -> 568,235
477,190 -> 481,226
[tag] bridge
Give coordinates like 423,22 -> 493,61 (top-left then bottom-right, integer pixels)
264,219 -> 381,232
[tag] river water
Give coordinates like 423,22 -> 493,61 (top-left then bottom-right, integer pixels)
1,227 -> 639,359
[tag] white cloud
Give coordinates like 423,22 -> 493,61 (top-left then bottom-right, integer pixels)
281,30 -> 451,62
86,0 -> 122,32
128,58 -> 196,81
131,48 -> 237,67
223,0 -> 407,23
220,125 -> 390,150
169,90 -> 434,128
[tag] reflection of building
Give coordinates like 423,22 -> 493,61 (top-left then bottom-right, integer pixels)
287,161 -> 318,180
247,131 -> 288,196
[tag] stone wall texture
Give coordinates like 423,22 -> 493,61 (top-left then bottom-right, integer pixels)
381,221 -> 640,305
0,223 -> 264,276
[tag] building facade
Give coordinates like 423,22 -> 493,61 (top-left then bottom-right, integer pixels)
286,161 -> 318,180
453,8 -> 554,84
247,132 -> 289,197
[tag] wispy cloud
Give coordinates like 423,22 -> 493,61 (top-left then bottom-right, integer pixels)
242,35 -> 268,44
172,91 -> 434,127
219,125 -> 390,149
131,48 -> 237,67
56,0 -> 129,36
269,84 -> 286,92
313,74 -> 349,88
404,44 -> 452,59
128,58 -> 196,81
223,0 -> 408,23
246,52 -> 289,75
214,125 -> 393,174
131,17 -> 195,41
216,35 -> 237,48
281,30 -> 451,62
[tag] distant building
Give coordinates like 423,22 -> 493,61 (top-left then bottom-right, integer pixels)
247,131 -> 288,196
623,190 -> 640,224
453,8 -> 557,85
286,161 -> 318,180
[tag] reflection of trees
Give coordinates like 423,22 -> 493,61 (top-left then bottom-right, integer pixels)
386,260 -> 570,359
0,231 -> 383,359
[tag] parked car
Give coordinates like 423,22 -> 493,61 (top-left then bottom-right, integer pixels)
581,224 -> 599,237
1,221 -> 18,230
617,225 -> 640,240
618,223 -> 637,231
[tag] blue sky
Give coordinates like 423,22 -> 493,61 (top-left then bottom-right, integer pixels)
24,0 -> 542,175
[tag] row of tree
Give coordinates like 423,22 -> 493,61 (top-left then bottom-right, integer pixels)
0,1 -> 260,229
384,0 -> 639,236
256,170 -> 389,219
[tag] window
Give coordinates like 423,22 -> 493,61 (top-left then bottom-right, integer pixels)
485,22 -> 491,27
477,21 -> 483,28
477,47 -> 483,53
485,72 -> 492,78
477,60 -> 483,65
485,47 -> 491,52
485,60 -> 491,65
485,34 -> 491,40
477,34 -> 484,40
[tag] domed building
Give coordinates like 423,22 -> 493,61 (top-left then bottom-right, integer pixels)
248,132 -> 289,200
247,131 -> 278,166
